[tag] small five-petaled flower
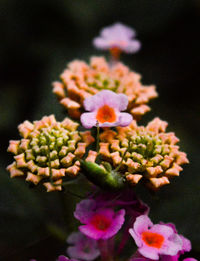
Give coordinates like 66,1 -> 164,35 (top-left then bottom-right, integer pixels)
80,90 -> 133,129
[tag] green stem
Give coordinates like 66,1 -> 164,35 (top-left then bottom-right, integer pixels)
114,141 -> 132,172
96,121 -> 100,153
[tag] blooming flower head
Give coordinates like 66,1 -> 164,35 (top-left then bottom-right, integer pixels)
53,57 -> 157,120
80,90 -> 133,128
74,199 -> 125,240
66,231 -> 100,261
130,223 -> 196,261
93,22 -> 141,59
129,215 -> 183,260
90,117 -> 188,190
7,115 -> 94,192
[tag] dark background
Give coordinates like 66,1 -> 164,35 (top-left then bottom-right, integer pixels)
0,0 -> 200,260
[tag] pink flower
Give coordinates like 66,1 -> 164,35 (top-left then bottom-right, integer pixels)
66,232 -> 100,261
80,90 -> 133,128
129,215 -> 183,260
74,199 -> 125,240
93,22 -> 141,55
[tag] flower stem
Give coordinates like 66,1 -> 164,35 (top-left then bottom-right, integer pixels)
117,216 -> 134,255
98,239 -> 114,261
114,141 -> 131,172
96,122 -> 100,153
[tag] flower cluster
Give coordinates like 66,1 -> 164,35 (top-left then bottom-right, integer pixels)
87,117 -> 188,190
7,22 -> 197,261
7,115 -> 94,191
53,56 -> 157,121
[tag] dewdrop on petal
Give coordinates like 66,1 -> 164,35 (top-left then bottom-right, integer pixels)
53,57 -> 157,121
7,115 -> 94,192
87,117 -> 188,190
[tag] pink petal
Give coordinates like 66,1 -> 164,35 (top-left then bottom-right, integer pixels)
83,94 -> 104,111
80,112 -> 97,129
122,40 -> 141,53
118,112 -> 133,126
79,224 -> 105,240
150,224 -> 174,239
129,215 -> 153,248
129,228 -> 143,247
74,199 -> 96,223
96,90 -> 127,111
101,22 -> 136,39
67,232 -> 83,244
101,209 -> 125,239
93,37 -> 111,50
139,245 -> 160,260
160,234 -> 182,256
134,215 -> 153,236
180,235 -> 191,252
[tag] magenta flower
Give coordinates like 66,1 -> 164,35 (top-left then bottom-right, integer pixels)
80,90 -> 133,128
66,232 -> 100,261
74,199 -> 125,240
129,215 -> 182,260
93,22 -> 141,55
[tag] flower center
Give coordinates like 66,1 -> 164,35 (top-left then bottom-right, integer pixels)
96,105 -> 117,123
141,231 -> 164,249
91,214 -> 111,231
109,47 -> 122,60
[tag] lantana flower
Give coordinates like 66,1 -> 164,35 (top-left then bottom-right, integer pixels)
93,22 -> 141,59
7,115 -> 94,192
66,231 -> 100,261
90,117 -> 188,190
80,90 -> 133,128
129,215 -> 182,260
74,199 -> 125,240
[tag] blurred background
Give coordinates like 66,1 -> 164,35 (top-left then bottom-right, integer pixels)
0,0 -> 200,260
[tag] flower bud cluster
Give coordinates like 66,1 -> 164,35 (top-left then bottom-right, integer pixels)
7,115 -> 94,191
53,57 -> 157,120
90,117 -> 188,189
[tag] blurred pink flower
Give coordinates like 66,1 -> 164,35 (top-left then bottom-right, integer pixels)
66,231 -> 100,261
129,215 -> 182,260
74,199 -> 125,240
80,90 -> 133,128
93,22 -> 141,58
